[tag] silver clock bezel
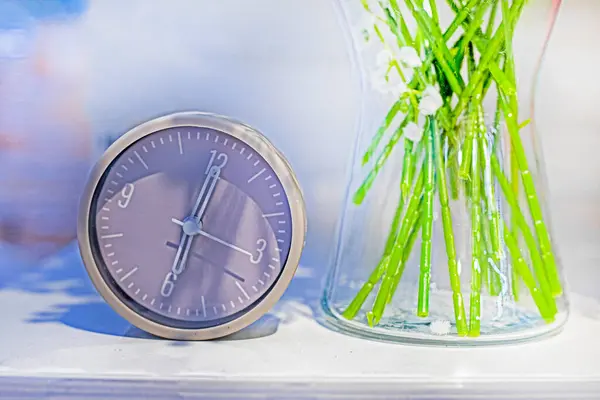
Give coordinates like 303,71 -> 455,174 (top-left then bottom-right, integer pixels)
77,111 -> 307,340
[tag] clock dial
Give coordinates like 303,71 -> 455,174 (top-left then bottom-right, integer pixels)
88,125 -> 294,329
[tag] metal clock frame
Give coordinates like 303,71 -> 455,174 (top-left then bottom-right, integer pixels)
78,111 -> 307,340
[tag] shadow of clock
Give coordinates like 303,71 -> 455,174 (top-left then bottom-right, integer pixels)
10,233 -> 327,342
26,299 -> 283,343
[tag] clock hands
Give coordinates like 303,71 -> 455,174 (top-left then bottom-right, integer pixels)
163,165 -> 222,298
177,166 -> 221,272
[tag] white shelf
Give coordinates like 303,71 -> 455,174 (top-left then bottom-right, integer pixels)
1,200 -> 600,399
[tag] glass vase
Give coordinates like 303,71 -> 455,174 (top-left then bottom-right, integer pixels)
322,0 -> 568,344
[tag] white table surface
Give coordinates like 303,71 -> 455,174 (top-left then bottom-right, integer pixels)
2,1 -> 600,399
0,202 -> 599,399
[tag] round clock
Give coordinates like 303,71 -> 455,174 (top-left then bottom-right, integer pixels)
77,112 -> 306,340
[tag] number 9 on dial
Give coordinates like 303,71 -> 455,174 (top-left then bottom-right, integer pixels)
78,112 -> 307,340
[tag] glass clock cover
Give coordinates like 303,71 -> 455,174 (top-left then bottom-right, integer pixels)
78,112 -> 306,340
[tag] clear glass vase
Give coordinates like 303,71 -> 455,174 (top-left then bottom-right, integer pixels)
322,0 -> 568,344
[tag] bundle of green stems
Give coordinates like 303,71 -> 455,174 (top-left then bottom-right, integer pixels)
342,0 -> 561,337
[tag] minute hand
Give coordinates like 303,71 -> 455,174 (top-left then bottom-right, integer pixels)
192,165 -> 221,221
197,229 -> 252,257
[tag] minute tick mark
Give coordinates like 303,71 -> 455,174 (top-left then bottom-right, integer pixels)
235,281 -> 250,300
134,151 -> 149,170
263,212 -> 284,218
248,168 -> 265,183
119,266 -> 139,282
177,132 -> 183,154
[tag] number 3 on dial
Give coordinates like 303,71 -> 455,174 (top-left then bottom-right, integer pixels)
250,238 -> 267,264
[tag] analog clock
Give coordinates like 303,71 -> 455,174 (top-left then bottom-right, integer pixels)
78,112 -> 306,340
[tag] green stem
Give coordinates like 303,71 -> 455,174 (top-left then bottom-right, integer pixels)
387,201 -> 424,304
343,141 -> 419,319
479,208 -> 496,295
353,114 -> 411,204
459,106 -> 476,180
477,109 -> 503,296
428,0 -> 440,24
510,148 -> 520,300
458,0 -> 493,68
362,101 -> 404,166
417,118 -> 435,317
434,123 -> 468,335
342,256 -> 388,320
468,117 -> 483,337
501,0 -> 523,302
486,0 -> 500,38
405,0 -> 465,95
503,222 -> 555,321
452,0 -> 525,123
491,155 -> 557,315
401,141 -> 416,206
498,94 -> 562,297
368,165 -> 426,326
448,147 -> 460,200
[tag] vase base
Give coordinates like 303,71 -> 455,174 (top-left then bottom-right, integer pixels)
321,289 -> 568,346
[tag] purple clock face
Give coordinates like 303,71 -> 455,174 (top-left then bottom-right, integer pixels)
89,126 -> 293,329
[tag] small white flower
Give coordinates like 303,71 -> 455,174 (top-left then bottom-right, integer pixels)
404,122 -> 423,143
419,85 -> 444,115
397,46 -> 422,68
430,320 -> 452,336
376,49 -> 394,67
371,66 -> 409,97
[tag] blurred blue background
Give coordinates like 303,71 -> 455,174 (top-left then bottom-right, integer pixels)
0,0 -> 360,308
